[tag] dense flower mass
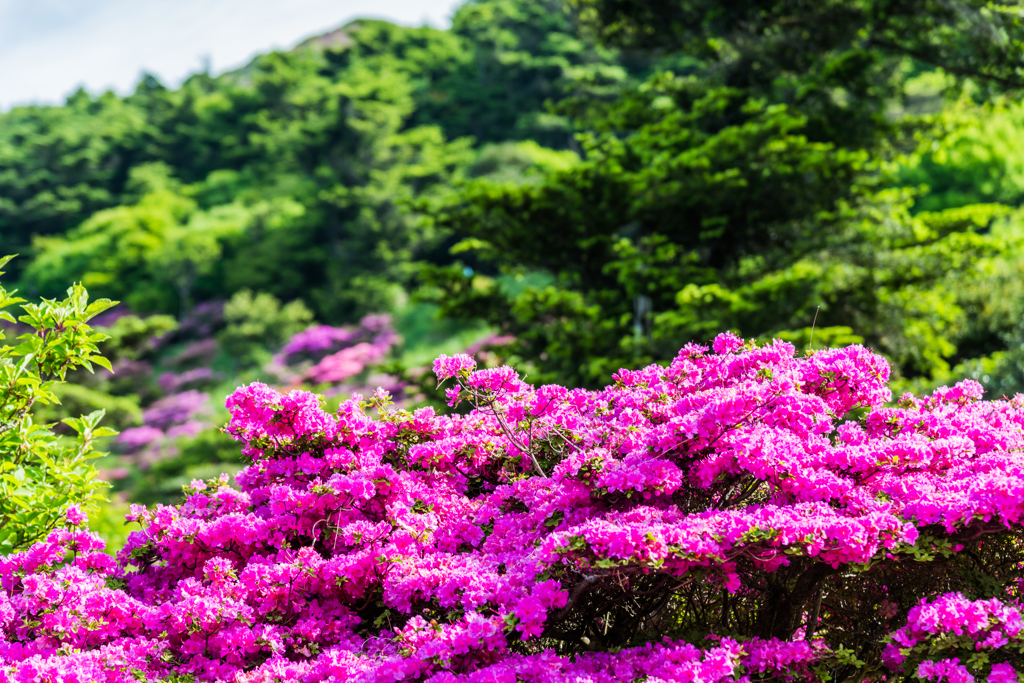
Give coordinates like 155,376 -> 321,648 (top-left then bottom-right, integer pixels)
5,334 -> 1024,681
271,314 -> 400,391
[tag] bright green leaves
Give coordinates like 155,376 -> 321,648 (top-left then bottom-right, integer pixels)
0,92 -> 148,283
427,82 -> 995,386
25,165 -> 248,317
218,289 -> 314,366
0,261 -> 116,553
13,283 -> 116,381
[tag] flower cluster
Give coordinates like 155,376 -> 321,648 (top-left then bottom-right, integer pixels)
885,593 -> 1024,683
5,335 -> 1024,680
274,315 -> 399,389
306,342 -> 387,384
282,324 -> 360,357
141,389 -> 211,430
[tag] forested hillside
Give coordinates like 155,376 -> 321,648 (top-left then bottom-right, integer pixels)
10,1 -> 1024,680
2,0 -> 636,320
4,0 -> 1024,520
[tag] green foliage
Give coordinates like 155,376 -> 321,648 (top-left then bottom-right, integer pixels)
119,428 -> 244,506
894,216 -> 1024,398
35,383 -> 142,431
901,99 -> 1024,212
27,163 -> 264,316
467,140 -> 580,183
570,0 -> 1024,97
0,256 -> 117,553
97,313 -> 178,363
415,0 -> 641,146
87,497 -> 134,556
3,0 -> 653,324
218,289 -> 314,364
427,84 -> 1012,385
424,0 -> 1024,387
0,91 -> 148,282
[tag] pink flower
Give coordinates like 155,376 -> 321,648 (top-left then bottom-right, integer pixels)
712,332 -> 745,354
117,425 -> 164,449
989,663 -> 1016,683
433,353 -> 477,380
306,342 -> 386,383
64,505 -> 87,526
918,658 -> 975,683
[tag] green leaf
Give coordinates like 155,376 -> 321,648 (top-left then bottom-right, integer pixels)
84,299 -> 118,320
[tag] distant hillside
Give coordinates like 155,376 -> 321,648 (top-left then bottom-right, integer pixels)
0,0 -> 647,322
293,24 -> 356,51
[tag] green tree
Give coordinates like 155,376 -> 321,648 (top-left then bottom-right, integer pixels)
412,0 -> 642,147
901,98 -> 1024,212
24,163 -> 242,315
0,91 -> 148,282
21,23 -> 480,322
5,2 -> 649,324
424,0 -> 1024,386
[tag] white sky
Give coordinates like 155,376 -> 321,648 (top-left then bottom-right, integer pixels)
0,0 -> 464,111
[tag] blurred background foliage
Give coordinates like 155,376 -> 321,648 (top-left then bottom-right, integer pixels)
6,0 -> 1024,547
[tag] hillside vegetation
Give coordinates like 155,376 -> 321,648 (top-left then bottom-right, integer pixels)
4,0 -> 1024,518
8,1 -> 1024,680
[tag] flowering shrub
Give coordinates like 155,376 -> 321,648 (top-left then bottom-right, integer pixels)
98,308 -> 400,510
271,315 -> 399,392
885,593 -> 1024,683
282,325 -> 362,358
306,342 -> 389,384
6,333 -> 1024,681
117,390 -> 213,466
169,338 -> 219,368
159,367 -> 217,393
277,315 -> 398,384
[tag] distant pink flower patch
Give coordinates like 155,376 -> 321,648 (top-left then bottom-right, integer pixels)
170,338 -> 219,366
116,425 -> 164,450
280,315 -> 398,387
306,342 -> 387,383
166,420 -> 207,440
282,324 -> 357,357
142,390 -> 210,429
158,367 -> 216,393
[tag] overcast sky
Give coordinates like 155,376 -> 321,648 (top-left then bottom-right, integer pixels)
0,0 -> 463,111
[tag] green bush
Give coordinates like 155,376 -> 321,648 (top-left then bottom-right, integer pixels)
0,255 -> 117,552
218,289 -> 313,365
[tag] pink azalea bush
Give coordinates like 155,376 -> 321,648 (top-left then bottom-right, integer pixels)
882,592 -> 1024,683
306,342 -> 389,384
5,334 -> 1024,681
116,390 -> 215,467
270,315 -> 399,391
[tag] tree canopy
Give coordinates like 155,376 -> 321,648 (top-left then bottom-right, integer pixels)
1,2 -> 649,321
425,0 -> 1024,388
